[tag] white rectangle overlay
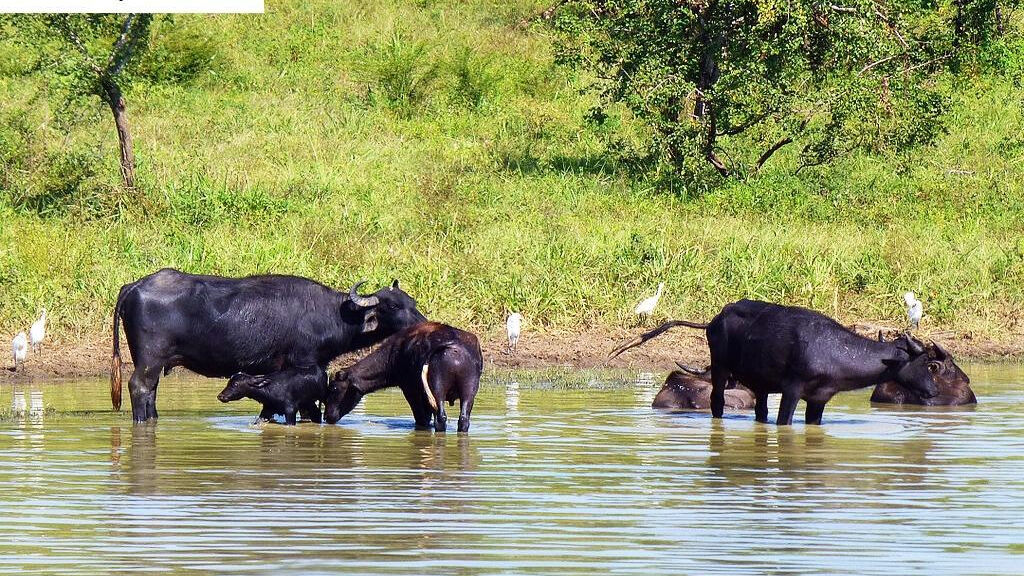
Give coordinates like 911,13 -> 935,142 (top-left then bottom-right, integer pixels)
0,0 -> 263,13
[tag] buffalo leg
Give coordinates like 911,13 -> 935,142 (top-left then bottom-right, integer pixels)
457,396 -> 475,433
301,402 -> 322,424
258,406 -> 276,421
434,404 -> 447,432
777,389 -> 800,426
283,407 -> 298,426
805,401 -> 826,425
709,367 -> 729,419
754,392 -> 769,423
400,385 -> 432,429
128,364 -> 161,422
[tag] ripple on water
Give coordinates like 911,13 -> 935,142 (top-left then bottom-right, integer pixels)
0,367 -> 1021,575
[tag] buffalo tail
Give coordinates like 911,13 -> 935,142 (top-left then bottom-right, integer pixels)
608,319 -> 708,360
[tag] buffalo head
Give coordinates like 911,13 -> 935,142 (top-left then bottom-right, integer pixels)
883,335 -> 946,398
218,373 -> 269,403
926,341 -> 970,389
324,370 -> 364,424
345,279 -> 427,336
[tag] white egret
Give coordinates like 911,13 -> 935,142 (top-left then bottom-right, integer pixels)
11,332 -> 28,371
634,283 -> 665,321
506,313 -> 522,354
29,308 -> 46,353
904,292 -> 923,330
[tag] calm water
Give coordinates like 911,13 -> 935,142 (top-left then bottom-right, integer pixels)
0,363 -> 1022,575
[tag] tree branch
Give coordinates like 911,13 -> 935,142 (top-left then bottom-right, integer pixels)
754,137 -> 793,172
55,16 -> 103,76
106,14 -> 136,69
717,111 -> 771,136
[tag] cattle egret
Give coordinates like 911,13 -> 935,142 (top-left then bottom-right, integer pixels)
506,313 -> 522,354
634,283 -> 665,321
11,332 -> 28,370
29,308 -> 46,353
904,292 -> 923,330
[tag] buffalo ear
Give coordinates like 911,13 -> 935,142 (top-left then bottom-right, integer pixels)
361,309 -> 379,333
248,375 -> 272,388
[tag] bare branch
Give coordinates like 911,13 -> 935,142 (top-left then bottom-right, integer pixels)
106,14 -> 136,69
109,15 -> 153,78
860,53 -> 900,74
754,137 -> 793,172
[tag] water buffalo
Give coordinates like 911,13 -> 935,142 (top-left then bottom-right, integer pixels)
111,268 -> 426,422
217,368 -> 327,425
611,299 -> 958,425
324,322 -> 482,433
653,363 -> 756,411
871,341 -> 975,405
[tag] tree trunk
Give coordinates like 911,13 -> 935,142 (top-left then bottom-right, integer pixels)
101,77 -> 136,189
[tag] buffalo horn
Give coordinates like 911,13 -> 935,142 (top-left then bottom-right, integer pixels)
349,280 -> 380,308
905,333 -> 926,356
675,361 -> 709,376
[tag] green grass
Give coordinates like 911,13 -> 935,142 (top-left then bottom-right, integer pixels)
1,1 -> 1023,344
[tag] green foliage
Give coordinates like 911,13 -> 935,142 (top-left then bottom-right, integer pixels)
360,32 -> 439,116
0,0 -> 1021,347
553,0 -> 1017,179
137,18 -> 222,84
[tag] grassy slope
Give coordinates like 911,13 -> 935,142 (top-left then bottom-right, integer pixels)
1,1 -> 1023,345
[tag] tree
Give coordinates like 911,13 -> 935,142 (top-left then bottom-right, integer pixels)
19,15 -> 156,190
553,0 -> 1014,179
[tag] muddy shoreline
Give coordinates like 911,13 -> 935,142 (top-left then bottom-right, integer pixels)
3,322 -> 1022,382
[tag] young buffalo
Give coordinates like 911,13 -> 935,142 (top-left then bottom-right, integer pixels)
653,364 -> 756,411
324,322 -> 482,433
217,367 -> 327,425
871,341 -> 975,405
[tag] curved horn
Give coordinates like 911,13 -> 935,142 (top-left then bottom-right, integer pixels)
348,280 -> 380,308
878,331 -> 885,343
904,333 -> 926,356
674,361 -> 710,376
931,340 -> 950,360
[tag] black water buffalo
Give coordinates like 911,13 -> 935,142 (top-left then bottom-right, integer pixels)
611,299 -> 957,425
871,340 -> 975,405
218,368 -> 327,425
652,364 -> 756,411
111,268 -> 426,422
324,322 -> 482,433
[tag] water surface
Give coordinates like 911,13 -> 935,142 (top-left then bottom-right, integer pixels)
0,363 -> 1021,574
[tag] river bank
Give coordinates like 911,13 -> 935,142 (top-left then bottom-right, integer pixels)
3,323 -> 1021,382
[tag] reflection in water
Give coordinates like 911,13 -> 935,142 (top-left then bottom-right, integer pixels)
0,365 -> 1021,575
634,371 -> 655,406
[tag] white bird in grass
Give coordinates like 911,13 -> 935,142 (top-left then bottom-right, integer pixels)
904,292 -> 923,330
29,308 -> 46,354
634,283 -> 665,322
506,313 -> 522,354
11,332 -> 28,371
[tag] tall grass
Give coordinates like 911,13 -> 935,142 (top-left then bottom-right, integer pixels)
0,0 -> 1022,345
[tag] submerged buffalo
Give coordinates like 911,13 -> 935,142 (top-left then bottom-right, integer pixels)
653,364 -> 755,411
111,268 -> 426,422
611,299 -> 963,425
871,339 -> 975,405
218,368 -> 327,425
325,322 -> 482,433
